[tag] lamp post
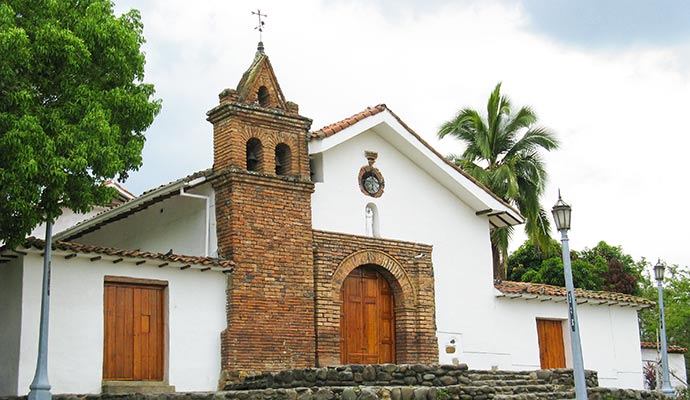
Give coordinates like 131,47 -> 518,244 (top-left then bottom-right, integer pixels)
654,260 -> 674,397
28,220 -> 53,400
551,193 -> 588,400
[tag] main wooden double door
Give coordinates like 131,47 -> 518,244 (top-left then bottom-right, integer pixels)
103,278 -> 165,381
340,266 -> 395,364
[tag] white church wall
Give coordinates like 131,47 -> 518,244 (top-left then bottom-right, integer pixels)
641,348 -> 688,389
310,128 -> 497,367
488,297 -> 644,389
15,252 -> 226,395
0,258 -> 22,395
75,183 -> 217,257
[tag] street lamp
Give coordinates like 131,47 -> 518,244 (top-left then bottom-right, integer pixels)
551,193 -> 588,400
28,220 -> 52,400
654,260 -> 674,397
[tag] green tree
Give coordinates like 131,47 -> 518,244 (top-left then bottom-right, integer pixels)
438,83 -> 559,279
639,264 -> 690,382
580,241 -> 641,295
526,256 -> 607,290
507,238 -> 560,281
0,0 -> 161,247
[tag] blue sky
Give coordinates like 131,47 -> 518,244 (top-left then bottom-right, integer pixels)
522,0 -> 690,47
112,0 -> 690,268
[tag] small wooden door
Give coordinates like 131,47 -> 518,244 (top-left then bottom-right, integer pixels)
340,266 -> 395,364
536,319 -> 566,369
103,277 -> 166,381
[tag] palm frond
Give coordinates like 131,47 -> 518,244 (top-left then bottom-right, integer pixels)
504,106 -> 537,135
505,127 -> 559,160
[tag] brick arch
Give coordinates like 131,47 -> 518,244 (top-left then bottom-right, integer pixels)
332,249 -> 416,308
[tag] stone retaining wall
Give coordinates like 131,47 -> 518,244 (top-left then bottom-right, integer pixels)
227,364 -> 598,390
0,365 -> 670,400
0,386 -> 670,400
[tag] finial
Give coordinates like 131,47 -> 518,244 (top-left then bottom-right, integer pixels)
558,188 -> 562,200
252,9 -> 267,47
257,41 -> 264,54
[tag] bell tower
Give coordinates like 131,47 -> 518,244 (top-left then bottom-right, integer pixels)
207,43 -> 315,382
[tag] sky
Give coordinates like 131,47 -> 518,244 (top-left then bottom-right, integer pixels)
111,0 -> 690,269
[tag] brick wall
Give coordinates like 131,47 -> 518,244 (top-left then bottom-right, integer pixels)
214,170 -> 316,382
207,103 -> 311,180
312,231 -> 437,366
208,56 -> 317,382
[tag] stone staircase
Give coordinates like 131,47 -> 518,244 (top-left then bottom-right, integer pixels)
223,365 -> 666,400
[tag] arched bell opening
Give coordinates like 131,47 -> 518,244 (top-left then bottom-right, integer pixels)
257,86 -> 270,107
246,138 -> 264,172
275,143 -> 292,176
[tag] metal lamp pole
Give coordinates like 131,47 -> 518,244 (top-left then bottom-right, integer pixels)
551,193 -> 588,400
28,220 -> 53,400
654,261 -> 674,397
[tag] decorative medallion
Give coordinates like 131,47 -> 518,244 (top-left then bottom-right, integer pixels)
358,151 -> 384,198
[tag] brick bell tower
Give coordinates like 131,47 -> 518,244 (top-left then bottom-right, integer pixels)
206,42 -> 315,383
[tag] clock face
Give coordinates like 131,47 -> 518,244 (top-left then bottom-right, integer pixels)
363,174 -> 381,195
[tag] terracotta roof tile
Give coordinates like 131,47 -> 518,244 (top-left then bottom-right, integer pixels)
16,237 -> 234,271
495,280 -> 653,308
311,104 -> 387,139
641,341 -> 687,354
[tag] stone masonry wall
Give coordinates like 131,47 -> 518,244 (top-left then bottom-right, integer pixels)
3,366 -> 670,400
228,364 -> 599,390
312,231 -> 437,366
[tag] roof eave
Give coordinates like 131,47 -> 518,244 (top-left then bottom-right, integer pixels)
54,171 -> 213,242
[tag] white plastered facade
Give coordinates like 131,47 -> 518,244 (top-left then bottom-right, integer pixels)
0,250 -> 227,395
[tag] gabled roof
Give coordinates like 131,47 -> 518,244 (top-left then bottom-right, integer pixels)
309,104 -> 524,228
494,280 -> 654,309
641,341 -> 687,354
54,169 -> 215,242
2,237 -> 233,272
103,181 -> 136,206
311,105 -> 387,139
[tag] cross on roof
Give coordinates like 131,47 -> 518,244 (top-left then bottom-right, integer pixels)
252,9 -> 267,42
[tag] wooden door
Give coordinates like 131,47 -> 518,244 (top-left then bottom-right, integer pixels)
340,266 -> 395,364
536,319 -> 566,369
103,277 -> 166,381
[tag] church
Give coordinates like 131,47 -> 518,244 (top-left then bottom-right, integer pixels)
0,43 -> 653,396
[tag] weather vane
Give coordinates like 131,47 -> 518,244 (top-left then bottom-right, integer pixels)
252,9 -> 267,42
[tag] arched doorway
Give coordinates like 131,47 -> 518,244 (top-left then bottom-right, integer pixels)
339,265 -> 395,364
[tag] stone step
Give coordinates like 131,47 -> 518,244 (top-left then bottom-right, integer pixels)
493,391 -> 576,400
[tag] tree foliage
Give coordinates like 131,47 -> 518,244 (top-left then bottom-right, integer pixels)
438,82 -> 559,279
638,264 -> 690,382
507,238 -> 560,281
0,0 -> 161,247
580,241 -> 642,295
508,239 -> 643,293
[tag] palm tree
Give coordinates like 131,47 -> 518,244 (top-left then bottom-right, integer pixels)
438,82 -> 559,280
